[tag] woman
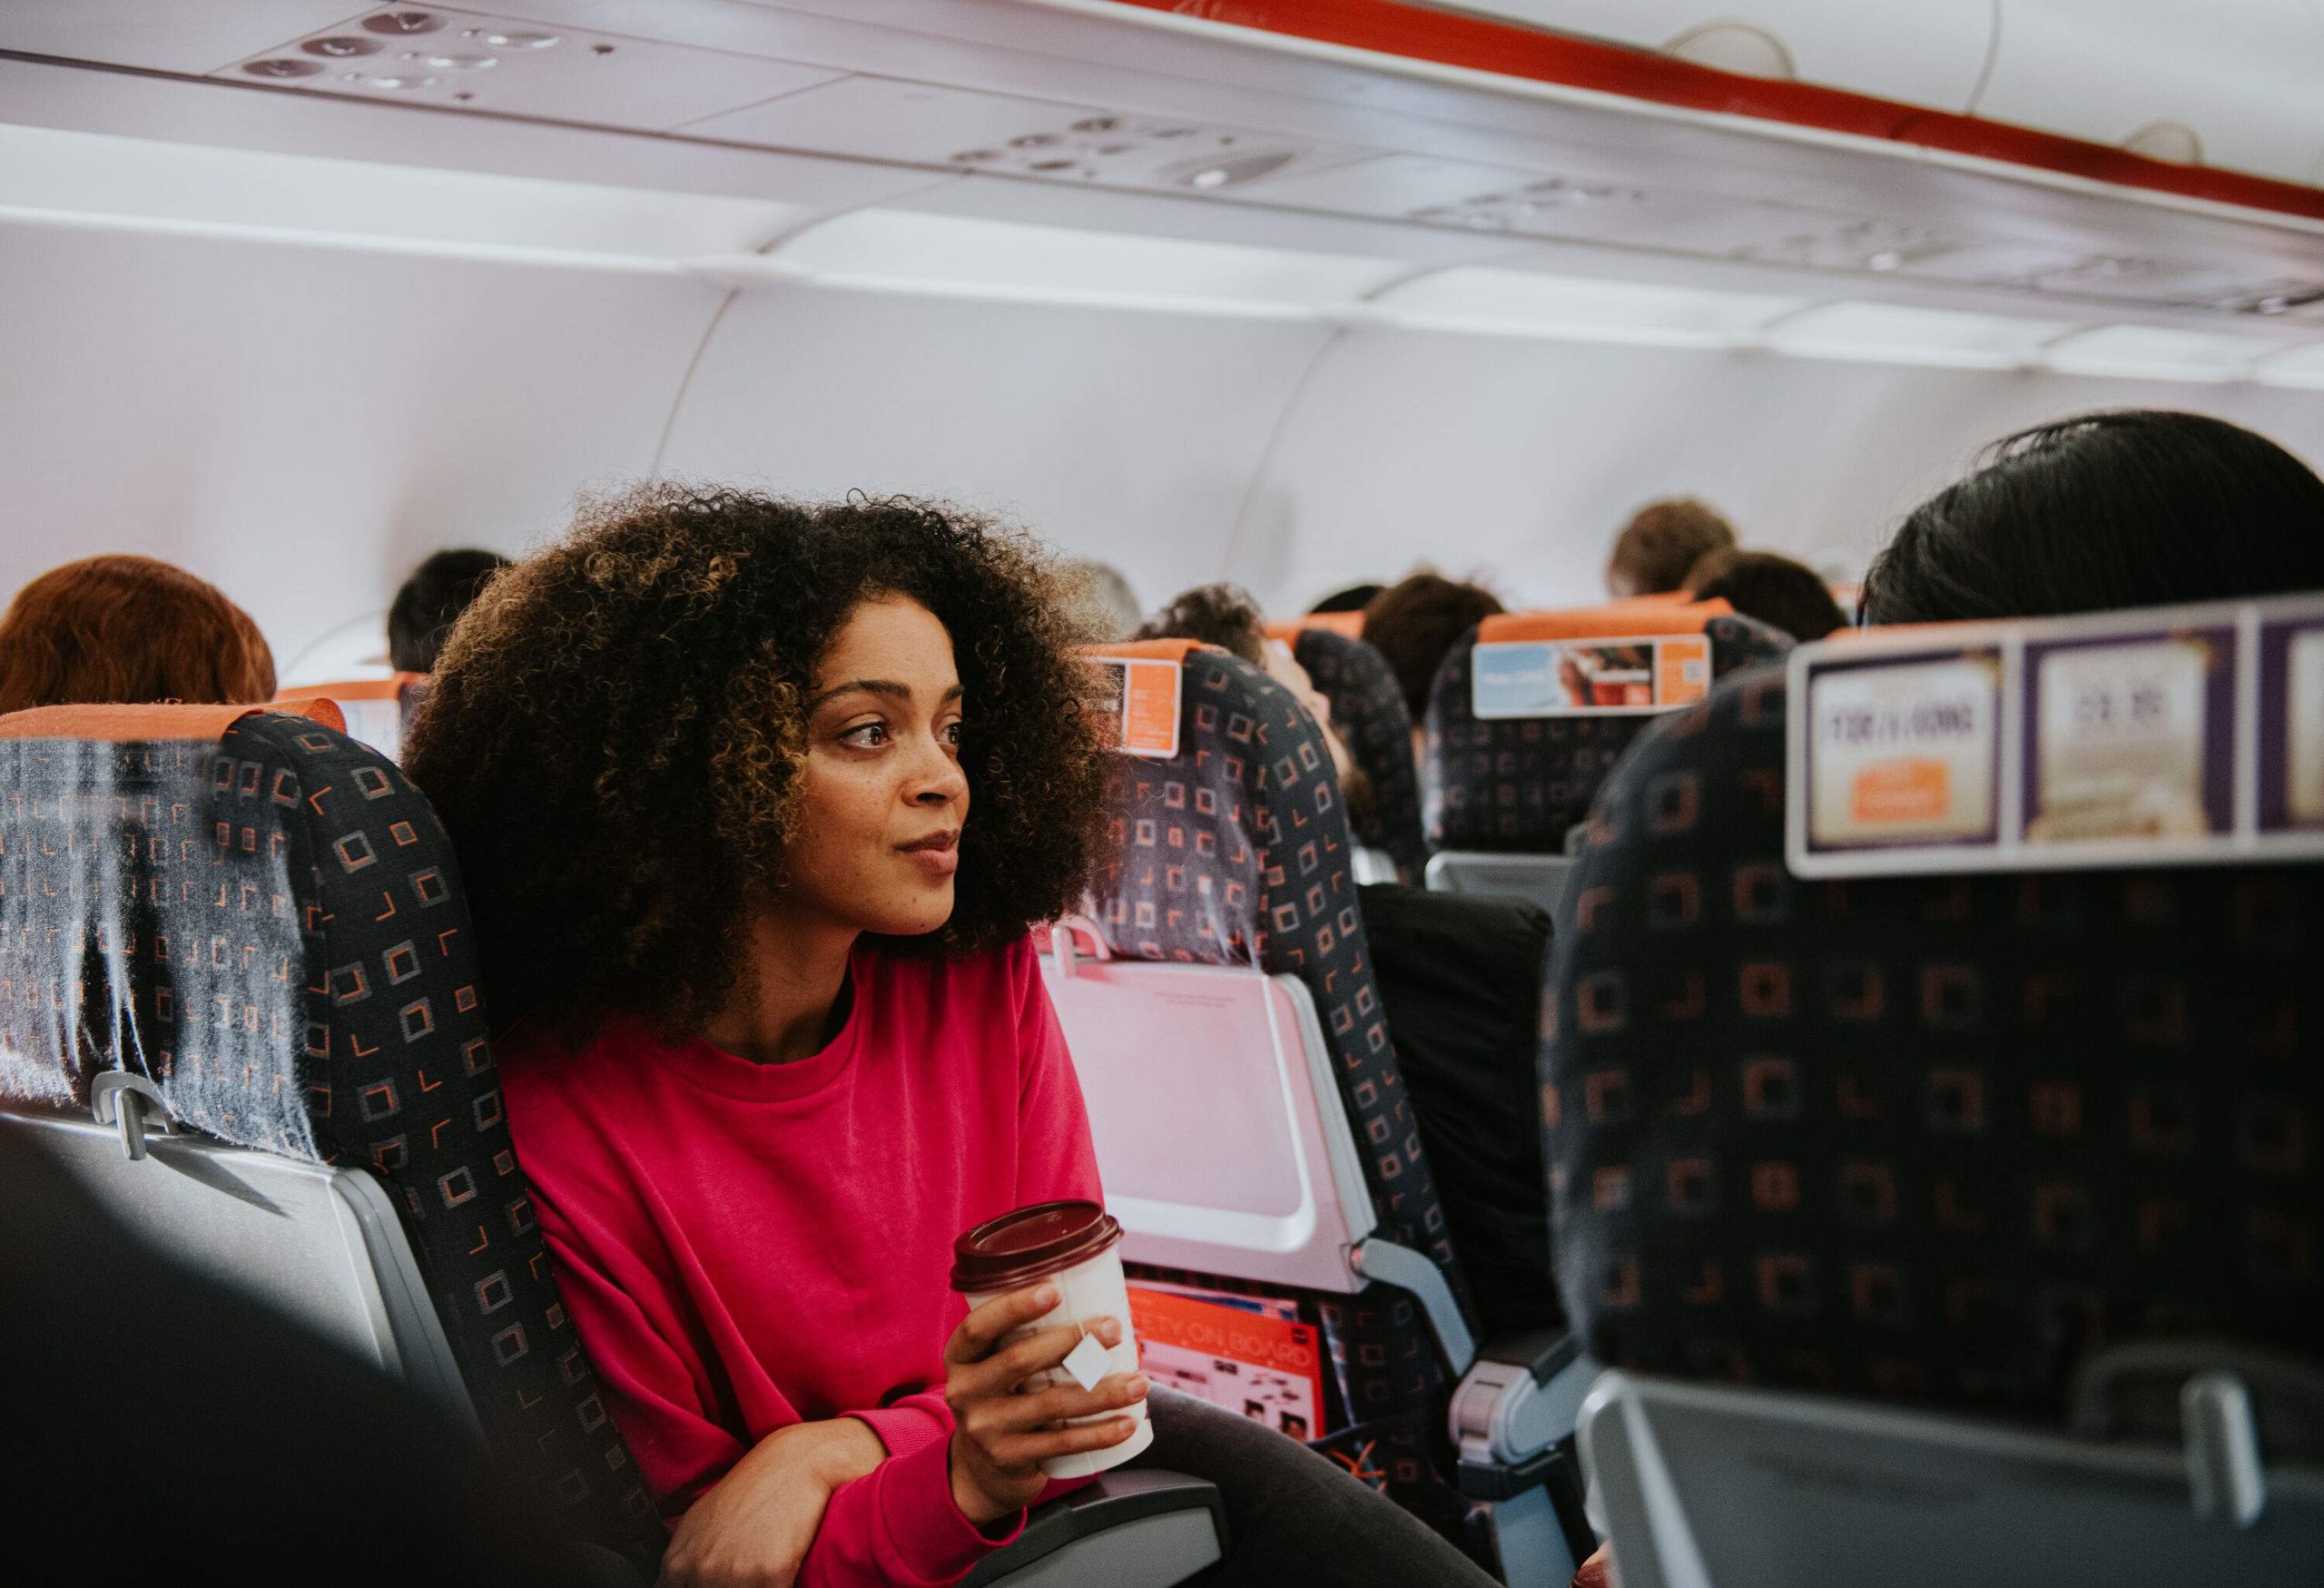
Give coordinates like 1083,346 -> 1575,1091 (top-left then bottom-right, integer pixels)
408,489 -> 1496,1588
0,553 -> 275,712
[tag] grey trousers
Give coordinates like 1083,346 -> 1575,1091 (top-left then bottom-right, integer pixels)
1138,1387 -> 1501,1587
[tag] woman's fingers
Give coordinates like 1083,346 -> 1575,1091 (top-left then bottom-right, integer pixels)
956,1316 -> 1124,1400
984,1414 -> 1144,1470
945,1283 -> 1060,1366
970,1372 -> 1149,1437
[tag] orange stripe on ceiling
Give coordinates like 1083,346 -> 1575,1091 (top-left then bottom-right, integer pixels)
1108,0 -> 2324,223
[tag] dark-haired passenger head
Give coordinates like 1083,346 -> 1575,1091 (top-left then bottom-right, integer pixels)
404,490 -> 1108,1041
1606,498 -> 1737,599
389,548 -> 511,674
1861,410 -> 2324,626
1363,572 -> 1504,718
1309,583 -> 1384,616
1684,548 -> 1847,643
0,554 -> 274,714
1134,582 -> 1266,666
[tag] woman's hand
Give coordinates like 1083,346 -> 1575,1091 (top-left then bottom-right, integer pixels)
659,1417 -> 886,1588
943,1283 -> 1149,1524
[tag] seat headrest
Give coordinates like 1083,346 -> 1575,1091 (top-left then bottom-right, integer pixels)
1082,645 -> 1359,967
1425,603 -> 1789,850
0,698 -> 344,741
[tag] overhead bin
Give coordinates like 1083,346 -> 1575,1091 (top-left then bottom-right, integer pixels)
1455,2 -> 1995,112
1973,0 -> 2324,184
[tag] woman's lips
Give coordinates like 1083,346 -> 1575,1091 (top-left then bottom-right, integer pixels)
901,833 -> 960,876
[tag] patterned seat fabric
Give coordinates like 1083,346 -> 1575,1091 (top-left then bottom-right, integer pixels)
1541,667 -> 2324,1416
1084,643 -> 1482,1543
0,705 -> 664,1569
1292,627 -> 1425,883
1426,610 -> 1791,852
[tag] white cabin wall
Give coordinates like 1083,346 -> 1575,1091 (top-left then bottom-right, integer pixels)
1249,330 -> 2324,611
0,220 -> 726,675
10,219 -> 2324,666
655,283 -> 1334,621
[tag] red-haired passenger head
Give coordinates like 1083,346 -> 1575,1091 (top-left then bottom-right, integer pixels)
0,555 -> 276,715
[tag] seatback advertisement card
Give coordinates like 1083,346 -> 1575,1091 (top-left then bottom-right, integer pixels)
2260,615 -> 2324,832
1088,658 -> 1181,759
1787,594 -> 2324,876
1806,650 -> 2001,851
2024,629 -> 2232,845
1471,635 -> 1710,719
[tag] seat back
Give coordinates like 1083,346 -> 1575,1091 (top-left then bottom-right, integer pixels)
1065,638 -> 1480,1523
1578,1367 -> 2324,1588
1423,601 -> 1789,912
274,675 -> 430,762
1285,626 -> 1425,883
0,702 -> 662,1570
1543,593 -> 2324,1416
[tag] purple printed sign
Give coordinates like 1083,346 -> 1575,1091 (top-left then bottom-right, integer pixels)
2020,626 -> 2236,846
2259,614 -> 2324,833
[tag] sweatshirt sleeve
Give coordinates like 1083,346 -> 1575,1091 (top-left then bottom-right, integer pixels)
530,1201 -> 756,1514
1009,937 -> 1105,1206
797,1425 -> 1027,1588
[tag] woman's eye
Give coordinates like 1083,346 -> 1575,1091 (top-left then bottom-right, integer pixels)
840,721 -> 890,747
941,721 -> 963,746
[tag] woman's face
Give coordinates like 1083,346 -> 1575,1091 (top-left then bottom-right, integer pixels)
781,595 -> 970,938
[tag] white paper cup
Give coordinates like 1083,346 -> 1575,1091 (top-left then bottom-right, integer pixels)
956,1201 -> 1154,1480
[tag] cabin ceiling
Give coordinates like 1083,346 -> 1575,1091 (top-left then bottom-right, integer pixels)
6,0 -> 2324,367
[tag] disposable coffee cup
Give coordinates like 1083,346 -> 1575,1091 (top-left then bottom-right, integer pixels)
951,1198 -> 1154,1479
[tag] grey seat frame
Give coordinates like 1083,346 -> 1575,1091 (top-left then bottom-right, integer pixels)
1580,1367 -> 2324,1588
14,1101 -> 1227,1586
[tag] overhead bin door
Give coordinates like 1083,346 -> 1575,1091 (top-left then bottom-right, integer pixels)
1974,0 -> 2324,184
1454,2 -> 1994,112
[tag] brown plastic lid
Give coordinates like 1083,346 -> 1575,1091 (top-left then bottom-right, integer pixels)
950,1199 -> 1124,1293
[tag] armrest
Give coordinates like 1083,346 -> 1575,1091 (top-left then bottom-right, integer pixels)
960,1470 -> 1227,1588
1452,1330 -> 1600,1470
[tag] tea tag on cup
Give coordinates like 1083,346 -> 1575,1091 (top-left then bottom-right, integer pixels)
1060,1331 -> 1112,1393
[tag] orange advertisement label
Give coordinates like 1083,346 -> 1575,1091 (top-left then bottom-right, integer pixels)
1851,758 -> 1952,824
1120,660 -> 1180,757
1658,637 -> 1711,706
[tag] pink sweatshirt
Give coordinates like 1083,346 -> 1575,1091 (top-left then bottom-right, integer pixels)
498,936 -> 1102,1586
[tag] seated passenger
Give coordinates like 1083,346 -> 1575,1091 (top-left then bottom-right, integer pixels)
1862,409 -> 2324,622
1133,582 -> 1374,819
1557,414 -> 2324,1588
1056,557 -> 1142,642
407,490 -> 1495,1588
0,553 -> 273,713
1308,582 -> 1383,615
1604,497 -> 1736,600
388,547 -> 510,674
1360,571 -> 1504,759
1682,547 -> 1847,641
1138,579 -> 1557,1337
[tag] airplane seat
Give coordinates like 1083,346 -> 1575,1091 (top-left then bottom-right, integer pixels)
1285,626 -> 1426,883
0,700 -> 1225,1588
1058,638 -> 1595,1585
273,673 -> 430,762
1543,597 -> 2324,1586
1423,603 -> 1789,917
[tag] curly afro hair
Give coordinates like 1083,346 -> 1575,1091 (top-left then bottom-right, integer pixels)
404,487 -> 1111,1041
